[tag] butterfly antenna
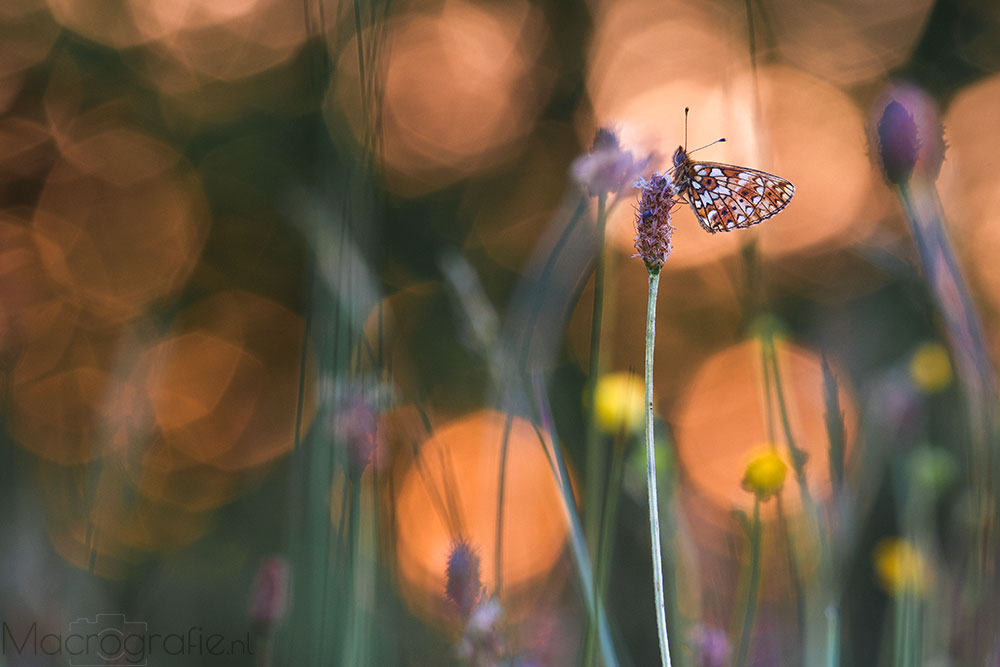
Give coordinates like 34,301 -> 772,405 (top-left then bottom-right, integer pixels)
684,106 -> 689,150
689,137 -> 726,154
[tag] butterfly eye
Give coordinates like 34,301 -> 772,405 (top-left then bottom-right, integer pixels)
672,147 -> 685,167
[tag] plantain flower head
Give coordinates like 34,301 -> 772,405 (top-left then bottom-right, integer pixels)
633,172 -> 678,274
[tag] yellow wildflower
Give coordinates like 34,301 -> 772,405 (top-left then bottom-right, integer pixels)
909,342 -> 952,394
592,372 -> 645,437
874,537 -> 929,595
741,450 -> 787,500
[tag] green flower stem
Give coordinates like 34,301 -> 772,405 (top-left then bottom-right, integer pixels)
826,604 -> 840,667
735,498 -> 763,667
585,192 -> 610,558
644,270 -> 673,667
585,436 -> 627,667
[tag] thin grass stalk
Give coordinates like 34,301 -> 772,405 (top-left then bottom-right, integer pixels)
776,497 -> 806,649
644,270 -> 673,667
585,192 -> 611,557
442,239 -> 620,666
826,604 -> 840,667
530,375 -> 620,667
734,498 -> 762,667
585,435 -> 627,667
493,412 -> 515,597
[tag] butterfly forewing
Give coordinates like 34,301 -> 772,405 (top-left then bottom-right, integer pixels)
677,153 -> 795,234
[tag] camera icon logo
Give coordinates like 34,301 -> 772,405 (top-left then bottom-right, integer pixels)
67,614 -> 148,666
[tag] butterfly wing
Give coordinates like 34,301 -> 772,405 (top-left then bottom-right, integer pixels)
684,162 -> 795,233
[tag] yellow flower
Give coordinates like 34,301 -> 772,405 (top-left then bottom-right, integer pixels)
592,372 -> 645,437
874,538 -> 929,596
909,342 -> 952,394
741,450 -> 787,500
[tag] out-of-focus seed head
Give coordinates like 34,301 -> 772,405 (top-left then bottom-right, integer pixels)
446,539 -> 483,616
876,100 -> 919,186
633,172 -> 678,274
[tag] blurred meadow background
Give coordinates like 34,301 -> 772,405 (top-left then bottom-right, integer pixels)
2,0 -> 1000,665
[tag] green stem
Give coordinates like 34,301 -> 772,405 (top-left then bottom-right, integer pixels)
494,412 -> 515,597
735,498 -> 762,667
585,192 -> 610,557
644,270 -> 673,667
586,438 -> 627,667
530,380 -> 620,667
826,604 -> 840,667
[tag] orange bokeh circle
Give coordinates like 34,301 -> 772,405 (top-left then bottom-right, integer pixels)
141,290 -> 316,471
672,339 -> 857,516
32,127 -> 209,322
393,410 -> 569,619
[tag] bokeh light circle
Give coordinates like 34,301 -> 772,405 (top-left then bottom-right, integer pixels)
331,0 -> 549,195
672,339 -> 858,516
394,410 -> 569,619
32,128 -> 210,322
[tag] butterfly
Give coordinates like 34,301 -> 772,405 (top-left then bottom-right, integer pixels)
670,115 -> 795,233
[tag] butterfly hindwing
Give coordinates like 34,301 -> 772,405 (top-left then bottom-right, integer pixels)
681,160 -> 795,234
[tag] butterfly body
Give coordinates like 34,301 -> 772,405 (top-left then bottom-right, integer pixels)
672,146 -> 795,233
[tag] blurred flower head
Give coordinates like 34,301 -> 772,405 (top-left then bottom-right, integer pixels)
323,377 -> 394,472
249,556 -> 290,633
871,83 -> 946,182
455,597 -> 505,666
331,395 -> 377,469
591,372 -> 644,437
446,539 -> 484,616
874,537 -> 930,596
910,445 -> 959,495
741,450 -> 787,500
688,624 -> 730,667
875,100 -> 919,187
633,172 -> 678,274
908,342 -> 952,394
571,127 -> 651,198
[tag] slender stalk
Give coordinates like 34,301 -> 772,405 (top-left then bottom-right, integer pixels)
494,412 -> 515,597
586,437 -> 627,667
825,604 -> 840,667
644,270 -> 673,667
531,375 -> 620,667
735,498 -> 763,667
585,192 -> 610,557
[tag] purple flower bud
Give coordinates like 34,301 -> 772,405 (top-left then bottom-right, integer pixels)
446,540 -> 483,616
249,557 -> 290,632
633,172 -> 678,273
876,100 -> 919,186
871,83 -> 946,184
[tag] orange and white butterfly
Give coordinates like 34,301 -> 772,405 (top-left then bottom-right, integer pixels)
671,119 -> 795,233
